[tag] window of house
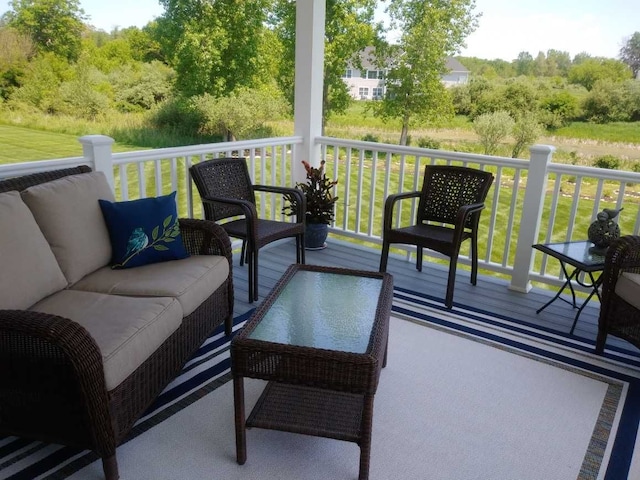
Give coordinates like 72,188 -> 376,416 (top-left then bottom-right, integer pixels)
358,87 -> 369,99
372,87 -> 384,99
344,69 -> 352,78
367,70 -> 384,79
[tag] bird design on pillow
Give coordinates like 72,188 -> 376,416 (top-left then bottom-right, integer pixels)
125,227 -> 149,258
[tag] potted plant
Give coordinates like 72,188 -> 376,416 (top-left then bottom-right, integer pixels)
283,160 -> 338,249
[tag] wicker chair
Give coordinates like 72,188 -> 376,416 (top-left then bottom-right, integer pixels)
596,235 -> 640,353
379,165 -> 494,309
190,157 -> 306,302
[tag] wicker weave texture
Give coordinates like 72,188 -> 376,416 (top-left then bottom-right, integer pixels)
0,165 -> 92,193
380,165 -> 494,309
418,165 -> 494,226
189,157 -> 305,302
232,264 -> 393,480
596,235 -> 640,352
0,168 -> 234,480
190,158 -> 255,221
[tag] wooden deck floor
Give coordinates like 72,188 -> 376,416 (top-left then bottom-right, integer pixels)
230,236 -> 632,352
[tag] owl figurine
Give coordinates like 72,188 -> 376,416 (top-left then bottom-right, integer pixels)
588,207 -> 623,253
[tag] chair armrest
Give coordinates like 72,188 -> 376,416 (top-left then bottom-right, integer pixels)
601,235 -> 640,301
254,184 -> 306,222
179,218 -> 233,263
383,191 -> 421,232
200,196 -> 258,240
455,202 -> 486,228
0,310 -> 114,454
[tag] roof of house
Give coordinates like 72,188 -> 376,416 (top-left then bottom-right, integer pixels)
352,47 -> 469,74
445,57 -> 469,73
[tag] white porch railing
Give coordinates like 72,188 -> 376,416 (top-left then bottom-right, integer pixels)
2,134 -> 639,295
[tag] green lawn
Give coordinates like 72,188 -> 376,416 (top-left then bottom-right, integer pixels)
0,125 -> 142,164
0,125 -> 87,163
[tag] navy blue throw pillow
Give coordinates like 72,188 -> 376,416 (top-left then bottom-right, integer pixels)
99,192 -> 189,269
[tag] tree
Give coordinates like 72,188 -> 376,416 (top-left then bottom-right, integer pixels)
533,51 -> 547,77
5,0 -> 86,62
154,0 -> 271,98
0,26 -> 34,98
620,32 -> 640,78
372,0 -> 479,145
270,0 -> 380,131
514,51 -> 534,76
568,58 -> 632,90
546,49 -> 571,77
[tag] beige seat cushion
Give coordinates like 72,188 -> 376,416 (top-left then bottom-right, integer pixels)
21,171 -> 115,285
30,290 -> 183,391
70,255 -> 229,316
615,272 -> 640,310
0,191 -> 68,309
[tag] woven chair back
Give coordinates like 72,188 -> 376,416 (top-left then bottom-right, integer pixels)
417,165 -> 494,228
190,157 -> 256,222
0,165 -> 92,193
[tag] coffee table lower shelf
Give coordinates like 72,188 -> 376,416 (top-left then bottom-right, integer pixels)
247,382 -> 364,443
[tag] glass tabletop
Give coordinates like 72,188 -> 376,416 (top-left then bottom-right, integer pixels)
533,240 -> 606,269
247,270 -> 384,354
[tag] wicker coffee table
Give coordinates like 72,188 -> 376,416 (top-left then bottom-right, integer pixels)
231,264 -> 393,480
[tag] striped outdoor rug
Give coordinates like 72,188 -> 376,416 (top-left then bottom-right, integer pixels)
0,310 -> 254,480
2,288 -> 640,480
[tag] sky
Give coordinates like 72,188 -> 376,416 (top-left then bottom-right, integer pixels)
0,0 -> 636,62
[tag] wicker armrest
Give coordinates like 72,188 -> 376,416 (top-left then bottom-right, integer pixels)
0,309 -> 115,455
602,235 -> 640,295
382,191 -> 421,231
254,185 -> 306,221
179,218 -> 232,262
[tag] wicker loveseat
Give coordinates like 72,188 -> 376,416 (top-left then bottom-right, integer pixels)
0,166 -> 234,480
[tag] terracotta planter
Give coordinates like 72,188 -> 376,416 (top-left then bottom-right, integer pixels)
305,223 -> 328,250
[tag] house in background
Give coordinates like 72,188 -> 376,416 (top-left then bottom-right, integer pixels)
342,46 -> 386,100
441,57 -> 471,87
342,47 -> 470,100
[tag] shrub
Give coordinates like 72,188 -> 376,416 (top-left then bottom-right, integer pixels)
511,112 -> 542,158
362,133 -> 380,143
582,80 -> 631,123
539,91 -> 579,128
473,110 -> 514,155
417,137 -> 441,150
593,154 -> 620,170
149,96 -> 204,134
193,87 -> 289,141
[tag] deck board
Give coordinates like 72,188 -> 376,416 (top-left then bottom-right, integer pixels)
230,236 -> 633,352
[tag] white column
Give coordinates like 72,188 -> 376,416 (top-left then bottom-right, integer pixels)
79,135 -> 115,192
293,0 -> 326,183
509,144 -> 555,293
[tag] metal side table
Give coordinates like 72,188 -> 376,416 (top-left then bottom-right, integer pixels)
533,240 -> 606,334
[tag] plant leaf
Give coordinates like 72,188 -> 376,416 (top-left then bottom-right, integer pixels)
163,215 -> 173,228
154,245 -> 169,251
152,226 -> 159,240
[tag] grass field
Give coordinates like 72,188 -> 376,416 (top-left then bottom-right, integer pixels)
2,103 -> 640,166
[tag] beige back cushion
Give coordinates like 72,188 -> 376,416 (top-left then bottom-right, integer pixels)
0,191 -> 68,309
21,171 -> 116,285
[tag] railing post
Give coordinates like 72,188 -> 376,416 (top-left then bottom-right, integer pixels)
509,144 -> 555,293
79,135 -> 115,191
293,0 -> 325,183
